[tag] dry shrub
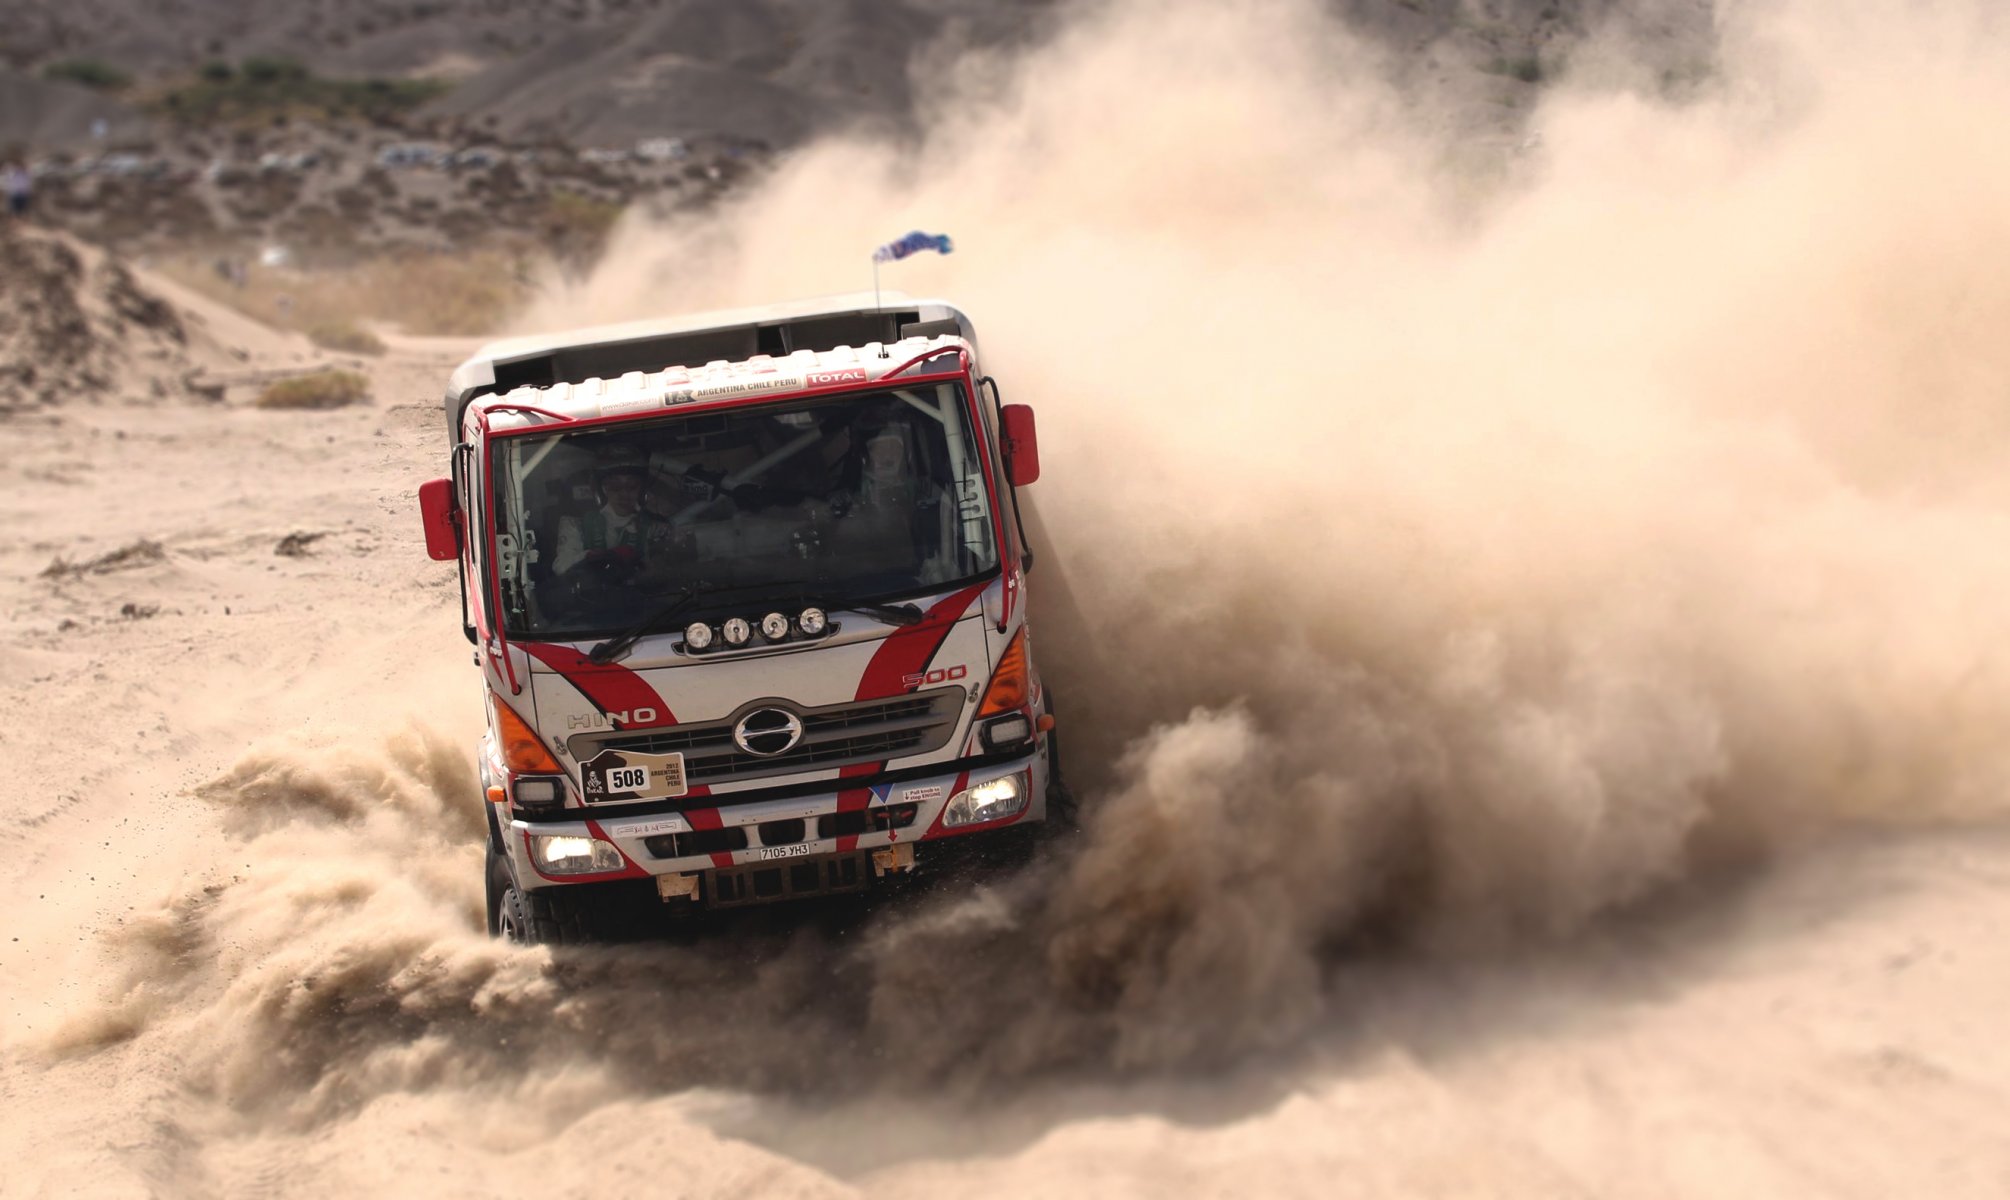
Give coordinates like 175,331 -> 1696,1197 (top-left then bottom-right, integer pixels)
255,370 -> 368,410
544,191 -> 625,269
154,244 -> 536,339
354,250 -> 529,335
152,59 -> 448,126
306,321 -> 387,356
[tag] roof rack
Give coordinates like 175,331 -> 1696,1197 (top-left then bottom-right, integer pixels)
442,293 -> 975,440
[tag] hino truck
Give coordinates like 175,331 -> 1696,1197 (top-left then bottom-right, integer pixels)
417,293 -> 1064,943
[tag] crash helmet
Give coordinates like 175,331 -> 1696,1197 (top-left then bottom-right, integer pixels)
862,426 -> 909,482
591,450 -> 649,500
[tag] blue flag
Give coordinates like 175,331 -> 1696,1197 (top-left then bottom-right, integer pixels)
873,230 -> 954,263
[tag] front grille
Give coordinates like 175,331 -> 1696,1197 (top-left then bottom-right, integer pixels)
709,854 -> 869,908
572,686 -> 965,789
643,826 -> 748,860
644,806 -> 916,863
818,803 -> 918,839
758,817 -> 806,846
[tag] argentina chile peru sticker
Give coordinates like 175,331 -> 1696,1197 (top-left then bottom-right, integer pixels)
581,748 -> 688,802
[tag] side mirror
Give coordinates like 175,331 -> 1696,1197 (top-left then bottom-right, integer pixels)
1000,404 -> 1040,486
417,478 -> 461,561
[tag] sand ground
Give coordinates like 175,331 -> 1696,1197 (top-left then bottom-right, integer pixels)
0,273 -> 2007,1199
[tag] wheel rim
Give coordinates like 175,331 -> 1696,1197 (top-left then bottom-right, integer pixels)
497,889 -> 523,943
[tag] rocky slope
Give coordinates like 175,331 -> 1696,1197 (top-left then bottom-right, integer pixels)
4,0 -> 1715,151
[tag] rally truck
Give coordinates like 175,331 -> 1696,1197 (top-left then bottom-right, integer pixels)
417,292 -> 1064,943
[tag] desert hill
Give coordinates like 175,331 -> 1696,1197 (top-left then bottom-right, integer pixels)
0,224 -> 195,411
4,0 -> 1714,151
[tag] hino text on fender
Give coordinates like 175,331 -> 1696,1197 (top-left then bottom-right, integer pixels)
416,293 -> 1066,943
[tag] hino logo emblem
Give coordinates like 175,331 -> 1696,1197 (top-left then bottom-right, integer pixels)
568,707 -> 659,730
733,707 -> 804,757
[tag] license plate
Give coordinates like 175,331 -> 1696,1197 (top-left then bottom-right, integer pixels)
754,844 -> 812,861
581,749 -> 687,801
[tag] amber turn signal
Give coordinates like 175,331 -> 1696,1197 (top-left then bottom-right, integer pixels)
977,628 -> 1029,717
495,696 -> 563,773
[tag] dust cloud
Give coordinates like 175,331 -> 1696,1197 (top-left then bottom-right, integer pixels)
529,0 -> 2010,981
46,0 -> 2010,1181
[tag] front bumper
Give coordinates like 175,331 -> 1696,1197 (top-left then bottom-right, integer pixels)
504,747 -> 1049,891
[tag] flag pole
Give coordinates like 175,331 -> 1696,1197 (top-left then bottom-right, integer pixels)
868,232 -> 951,358
872,256 -> 885,356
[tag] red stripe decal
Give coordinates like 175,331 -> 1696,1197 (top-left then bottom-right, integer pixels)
683,807 -> 736,869
1002,568 -> 1021,631
853,581 -> 988,702
833,582 -> 986,791
522,642 -> 676,727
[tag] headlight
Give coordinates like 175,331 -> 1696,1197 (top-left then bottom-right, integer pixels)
798,607 -> 826,635
684,621 -> 714,650
529,833 -> 625,875
721,617 -> 752,647
760,611 -> 790,641
942,771 -> 1028,828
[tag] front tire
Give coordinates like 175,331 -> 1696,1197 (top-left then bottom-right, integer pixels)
495,879 -> 609,945
1043,714 -> 1079,836
487,830 -> 598,944
485,830 -> 513,937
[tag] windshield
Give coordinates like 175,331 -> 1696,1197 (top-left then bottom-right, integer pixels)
490,382 -> 999,639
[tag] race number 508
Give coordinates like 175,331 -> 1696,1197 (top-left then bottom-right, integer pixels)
606,766 -> 648,791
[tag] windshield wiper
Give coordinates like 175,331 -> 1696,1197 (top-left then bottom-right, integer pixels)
587,585 -> 702,664
846,600 -> 924,626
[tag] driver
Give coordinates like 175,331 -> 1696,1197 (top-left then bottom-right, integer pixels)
829,427 -> 919,517
822,425 -> 957,583
551,455 -> 673,582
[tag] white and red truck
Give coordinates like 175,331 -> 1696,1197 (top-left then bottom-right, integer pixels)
418,293 -> 1066,942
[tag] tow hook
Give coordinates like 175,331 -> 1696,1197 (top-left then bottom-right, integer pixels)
871,843 -> 916,877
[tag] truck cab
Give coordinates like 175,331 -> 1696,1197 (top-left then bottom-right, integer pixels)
417,293 -> 1061,943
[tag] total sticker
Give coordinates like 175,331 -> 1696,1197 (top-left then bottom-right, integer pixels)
900,784 -> 944,804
